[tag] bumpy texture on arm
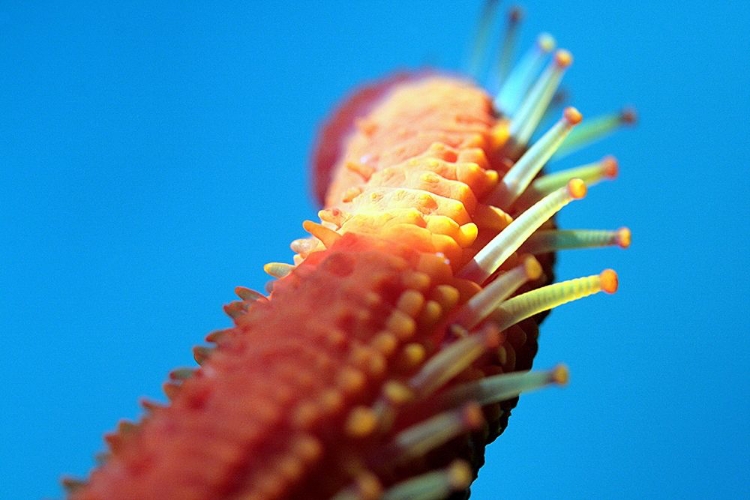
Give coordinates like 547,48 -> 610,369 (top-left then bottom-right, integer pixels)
67,8 -> 632,499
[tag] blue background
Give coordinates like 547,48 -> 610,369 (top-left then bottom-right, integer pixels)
1,1 -> 748,498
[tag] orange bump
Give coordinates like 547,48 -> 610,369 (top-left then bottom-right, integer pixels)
395,342 -> 427,371
386,310 -> 417,340
555,49 -> 573,68
457,223 -> 479,248
416,252 -> 453,281
397,290 -> 425,317
523,255 -> 543,280
318,207 -> 347,227
346,160 -> 376,180
563,106 -> 583,125
355,117 -> 377,135
291,402 -> 320,430
482,326 -> 503,349
277,455 -> 304,483
382,380 -> 414,406
491,121 -> 512,151
431,284 -> 460,310
552,364 -> 570,385
366,351 -> 387,377
418,300 -> 443,326
602,155 -> 619,178
401,271 -> 431,292
599,269 -> 619,294
302,220 -> 342,249
616,227 -> 631,248
349,345 -> 386,377
342,186 -> 363,203
290,434 -> 323,463
354,471 -> 383,500
461,402 -> 485,431
496,345 -> 507,365
447,460 -> 473,489
345,406 -> 378,438
254,472 -> 285,499
567,178 -> 587,199
371,331 -> 398,357
337,367 -> 367,394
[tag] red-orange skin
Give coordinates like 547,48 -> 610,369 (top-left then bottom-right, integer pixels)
69,73 -> 547,500
312,72 -> 423,206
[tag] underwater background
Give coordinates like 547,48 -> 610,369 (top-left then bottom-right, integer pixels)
1,1 -> 748,498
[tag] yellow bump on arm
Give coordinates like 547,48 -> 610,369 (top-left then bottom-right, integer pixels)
425,215 -> 460,239
264,262 -> 294,279
440,198 -> 471,225
599,268 -> 619,294
417,191 -> 439,211
416,253 -> 453,282
318,208 -> 348,227
370,331 -> 399,357
394,342 -> 427,372
418,300 -> 443,327
397,290 -> 425,317
430,284 -> 461,311
617,227 -> 632,248
345,160 -> 376,180
289,434 -> 323,464
342,186 -> 363,203
386,310 -> 417,340
382,380 -> 415,407
455,162 -> 484,189
303,220 -> 342,249
472,204 -> 512,231
345,406 -> 379,438
401,271 -> 432,292
337,367 -> 367,395
457,223 -> 478,248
